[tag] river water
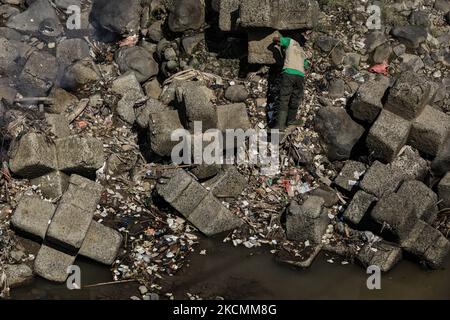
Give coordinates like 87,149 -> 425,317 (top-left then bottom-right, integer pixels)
11,238 -> 450,300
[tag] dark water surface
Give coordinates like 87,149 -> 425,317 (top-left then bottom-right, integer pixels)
11,238 -> 450,300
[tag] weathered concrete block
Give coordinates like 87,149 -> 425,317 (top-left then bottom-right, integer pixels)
31,171 -> 70,200
351,75 -> 390,124
248,30 -> 282,65
205,166 -> 247,198
431,134 -> 450,177
438,172 -> 450,209
188,192 -> 243,236
334,161 -> 367,193
55,135 -> 105,175
397,180 -> 438,224
4,264 -> 33,288
343,191 -> 377,225
371,193 -> 418,241
11,195 -> 55,240
357,242 -> 402,272
286,196 -> 329,244
400,220 -> 450,269
156,168 -> 193,204
360,161 -> 402,198
46,175 -> 103,249
219,0 -> 240,31
367,110 -> 411,163
240,0 -> 320,29
391,146 -> 428,182
47,87 -> 79,114
34,245 -> 76,283
216,103 -> 251,131
408,105 -> 450,156
44,113 -> 71,138
385,72 -> 433,120
181,84 -> 217,130
79,221 -> 122,265
148,110 -> 184,157
9,133 -> 58,179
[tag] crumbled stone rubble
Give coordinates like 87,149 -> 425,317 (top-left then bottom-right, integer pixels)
0,0 -> 449,299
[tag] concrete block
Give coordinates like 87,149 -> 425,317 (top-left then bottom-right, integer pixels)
34,245 -> 76,283
360,161 -> 402,198
216,103 -> 251,131
148,110 -> 184,157
334,161 -> 367,193
438,172 -> 450,209
343,190 -> 377,225
357,241 -> 403,272
31,171 -> 70,199
397,180 -> 438,224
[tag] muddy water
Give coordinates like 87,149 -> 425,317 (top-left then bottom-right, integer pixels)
11,238 -> 450,300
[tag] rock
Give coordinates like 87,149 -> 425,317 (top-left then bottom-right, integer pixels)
357,242 -> 402,272
164,47 -> 177,61
315,35 -> 339,53
11,195 -> 56,239
431,135 -> 450,176
47,87 -> 79,114
60,60 -> 100,91
4,264 -> 33,288
148,21 -> 163,42
55,136 -> 105,175
331,45 -> 346,66
181,34 -> 204,55
239,0 -> 320,29
373,42 -> 392,64
343,191 -> 377,225
18,50 -> 58,96
435,0 -> 450,13
385,71 -> 432,120
225,85 -> 249,102
79,221 -> 122,265
204,166 -> 247,198
9,133 -> 58,179
157,169 -> 242,236
168,0 -> 205,32
0,27 -> 22,41
391,26 -> 428,48
115,46 -> 159,83
438,173 -> 450,209
315,107 -> 365,161
111,72 -> 145,125
216,103 -> 251,131
0,38 -> 21,75
148,110 -> 184,157
393,44 -> 406,57
308,185 -> 339,208
248,30 -> 282,65
34,245 -> 76,283
56,38 -> 91,72
408,105 -> 450,156
366,110 -> 411,163
46,175 -> 103,250
350,75 -> 390,123
286,196 -> 329,244
391,146 -> 428,182
135,98 -> 167,129
371,193 -> 418,241
218,0 -> 240,31
399,53 -> 424,72
181,84 -> 217,130
191,164 -> 220,180
400,220 -> 450,269
44,113 -> 71,138
0,80 -> 17,104
365,31 -> 387,52
333,161 -> 367,193
397,180 -> 438,224
360,161 -> 403,198
328,79 -> 345,99
6,0 -> 63,37
90,0 -> 142,35
31,171 -> 70,200
409,11 -> 430,28
343,53 -> 361,67
143,78 -> 162,99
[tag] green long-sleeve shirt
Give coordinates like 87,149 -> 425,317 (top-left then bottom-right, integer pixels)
280,37 -> 309,77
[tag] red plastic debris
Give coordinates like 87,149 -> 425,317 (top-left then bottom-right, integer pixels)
368,61 -> 389,76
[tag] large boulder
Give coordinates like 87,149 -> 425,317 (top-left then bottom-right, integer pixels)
168,0 -> 205,32
315,107 -> 365,161
90,0 -> 142,35
115,46 -> 159,83
18,50 -> 58,96
391,26 -> 428,48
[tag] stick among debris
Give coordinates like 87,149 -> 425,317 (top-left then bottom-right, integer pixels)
67,99 -> 90,123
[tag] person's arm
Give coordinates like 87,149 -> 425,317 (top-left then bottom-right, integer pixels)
280,37 -> 291,49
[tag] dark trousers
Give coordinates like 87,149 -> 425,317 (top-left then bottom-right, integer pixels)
276,73 -> 305,128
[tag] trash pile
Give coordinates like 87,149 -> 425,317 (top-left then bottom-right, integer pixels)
0,0 -> 449,299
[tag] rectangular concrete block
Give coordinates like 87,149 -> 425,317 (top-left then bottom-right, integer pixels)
248,30 -> 282,65
366,110 -> 411,163
360,161 -> 403,198
156,168 -> 195,204
390,146 -> 428,182
385,71 -> 433,120
79,221 -> 123,265
56,135 -> 105,175
219,0 -> 241,31
205,166 -> 248,198
46,175 -> 103,249
217,103 -> 251,131
371,193 -> 418,241
357,242 -> 402,272
148,110 -> 184,157
188,192 -> 243,236
34,245 -> 76,283
9,133 -> 58,179
44,113 -> 71,138
408,105 -> 450,156
333,161 -> 367,193
11,195 -> 55,240
397,180 -> 438,224
343,190 -> 377,225
31,170 -> 70,200
351,76 -> 390,124
438,172 -> 450,209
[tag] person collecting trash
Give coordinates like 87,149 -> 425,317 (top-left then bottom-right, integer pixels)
272,35 -> 310,130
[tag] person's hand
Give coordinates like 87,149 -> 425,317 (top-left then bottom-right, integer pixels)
273,36 -> 280,44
